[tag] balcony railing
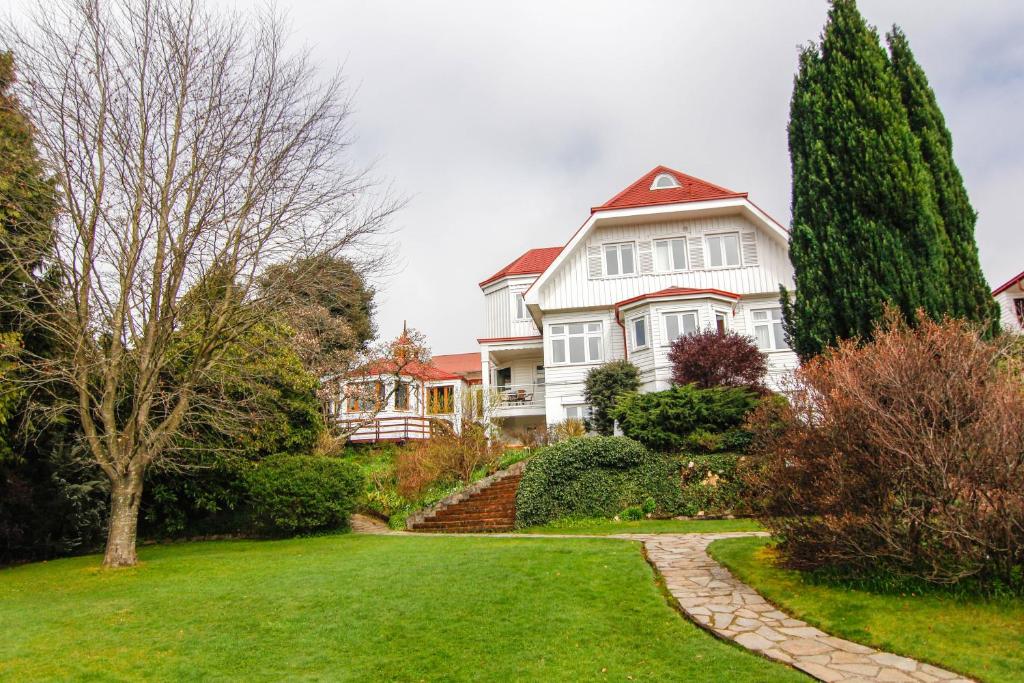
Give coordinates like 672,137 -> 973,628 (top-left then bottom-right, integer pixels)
492,383 -> 545,409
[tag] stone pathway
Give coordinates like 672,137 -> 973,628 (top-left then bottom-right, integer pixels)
638,532 -> 972,683
350,513 -> 403,535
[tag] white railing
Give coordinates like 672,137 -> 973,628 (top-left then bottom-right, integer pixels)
338,416 -> 435,442
492,383 -> 545,409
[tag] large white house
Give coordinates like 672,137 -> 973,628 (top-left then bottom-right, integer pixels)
477,166 -> 800,437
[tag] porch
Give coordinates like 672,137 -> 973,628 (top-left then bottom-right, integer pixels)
480,339 -> 546,419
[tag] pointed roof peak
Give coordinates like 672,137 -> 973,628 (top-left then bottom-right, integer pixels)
595,165 -> 746,213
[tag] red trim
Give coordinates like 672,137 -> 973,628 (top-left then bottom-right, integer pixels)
594,165 -> 745,212
992,270 -> 1024,296
591,192 -> 748,214
745,198 -> 790,236
477,335 -> 544,344
614,287 -> 742,316
479,247 -> 563,287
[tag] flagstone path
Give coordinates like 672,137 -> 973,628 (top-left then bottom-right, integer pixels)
351,522 -> 973,682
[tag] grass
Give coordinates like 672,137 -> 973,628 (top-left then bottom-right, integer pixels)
1,534 -> 805,681
709,536 -> 1024,683
518,517 -> 764,535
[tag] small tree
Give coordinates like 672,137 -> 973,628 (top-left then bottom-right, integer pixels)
584,360 -> 640,436
668,330 -> 768,391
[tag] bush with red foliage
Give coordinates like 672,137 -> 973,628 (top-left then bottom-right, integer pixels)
745,311 -> 1024,589
669,330 -> 768,391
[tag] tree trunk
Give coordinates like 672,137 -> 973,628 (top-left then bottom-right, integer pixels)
103,473 -> 144,568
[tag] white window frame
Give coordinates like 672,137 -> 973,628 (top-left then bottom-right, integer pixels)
705,232 -> 742,269
714,311 -> 729,334
650,173 -> 680,190
629,314 -> 649,351
603,242 -> 636,277
564,404 -> 592,420
751,307 -> 789,351
654,237 -> 688,272
662,310 -> 699,346
549,322 -> 603,365
513,291 -> 529,321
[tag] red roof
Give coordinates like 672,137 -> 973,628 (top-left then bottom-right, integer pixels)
357,360 -> 462,382
431,352 -> 481,376
594,165 -> 746,213
992,270 -> 1024,296
614,287 -> 742,315
480,246 -> 563,287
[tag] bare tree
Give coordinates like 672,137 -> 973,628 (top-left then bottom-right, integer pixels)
0,0 -> 398,566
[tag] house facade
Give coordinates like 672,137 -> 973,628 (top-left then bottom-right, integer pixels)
993,270 -> 1024,333
478,166 -> 800,436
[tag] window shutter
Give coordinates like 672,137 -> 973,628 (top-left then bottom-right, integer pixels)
637,241 -> 654,274
688,236 -> 705,270
587,245 -> 602,279
740,231 -> 758,266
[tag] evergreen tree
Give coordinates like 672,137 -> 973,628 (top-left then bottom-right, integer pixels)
782,0 -> 953,360
887,27 -> 999,333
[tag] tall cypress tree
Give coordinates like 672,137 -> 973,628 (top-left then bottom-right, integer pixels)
782,0 -> 953,360
887,27 -> 999,333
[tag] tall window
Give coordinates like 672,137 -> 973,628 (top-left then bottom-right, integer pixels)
427,385 -> 454,414
752,308 -> 789,350
654,238 -> 687,272
550,322 -> 603,364
706,233 -> 741,268
1015,298 -> 1024,327
347,381 -> 384,411
514,292 -> 528,320
630,315 -> 648,350
663,311 -> 698,344
394,381 -> 411,411
535,365 -> 545,386
603,242 -> 636,276
715,312 -> 728,334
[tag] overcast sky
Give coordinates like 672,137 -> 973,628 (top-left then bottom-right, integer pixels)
26,1 -> 1024,354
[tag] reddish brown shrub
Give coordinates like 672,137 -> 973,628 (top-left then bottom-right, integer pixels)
669,330 -> 768,391
395,422 -> 502,499
746,311 -> 1024,588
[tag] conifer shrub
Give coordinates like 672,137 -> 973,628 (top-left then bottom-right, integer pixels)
515,437 -> 680,527
746,312 -> 1024,589
583,360 -> 641,435
246,455 -> 363,535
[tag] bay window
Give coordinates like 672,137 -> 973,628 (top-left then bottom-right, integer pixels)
663,311 -> 698,344
630,315 -> 648,350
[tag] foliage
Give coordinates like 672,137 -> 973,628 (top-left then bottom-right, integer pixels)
668,330 -> 768,391
515,437 -> 681,527
245,455 -> 363,535
676,454 -> 750,517
0,536 -> 805,681
746,312 -> 1024,588
610,385 -> 759,453
712,536 -> 1024,683
550,418 -> 587,441
517,517 -> 764,535
783,0 -> 955,360
583,360 -> 640,435
887,27 -> 999,334
394,422 -> 502,499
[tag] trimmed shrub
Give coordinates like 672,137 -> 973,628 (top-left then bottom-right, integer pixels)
610,385 -> 759,453
669,329 -> 768,392
515,436 -> 680,527
677,454 -> 750,516
746,312 -> 1024,589
584,360 -> 641,435
246,455 -> 363,535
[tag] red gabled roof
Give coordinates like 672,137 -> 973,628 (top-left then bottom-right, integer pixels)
613,287 -> 742,316
479,246 -> 563,287
356,360 -> 463,382
594,165 -> 746,213
431,352 -> 481,376
992,270 -> 1024,296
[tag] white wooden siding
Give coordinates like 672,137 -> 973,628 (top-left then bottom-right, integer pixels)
996,289 -> 1024,333
482,275 -> 542,339
537,214 -> 794,311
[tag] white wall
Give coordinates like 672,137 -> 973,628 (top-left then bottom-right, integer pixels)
481,274 -> 542,339
996,288 -> 1024,333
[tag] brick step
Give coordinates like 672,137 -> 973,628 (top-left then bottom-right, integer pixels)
433,503 -> 515,515
412,525 -> 514,533
428,511 -> 516,523
412,520 -> 514,531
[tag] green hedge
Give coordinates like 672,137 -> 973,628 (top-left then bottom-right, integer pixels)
676,454 -> 749,516
610,385 -> 758,453
515,437 -> 681,527
246,455 -> 363,535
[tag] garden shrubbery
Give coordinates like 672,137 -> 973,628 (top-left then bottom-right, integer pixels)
515,436 -> 681,527
610,384 -> 759,453
746,313 -> 1024,590
677,454 -> 750,516
246,455 -> 363,535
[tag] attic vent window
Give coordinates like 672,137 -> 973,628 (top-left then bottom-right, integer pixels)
651,173 -> 680,190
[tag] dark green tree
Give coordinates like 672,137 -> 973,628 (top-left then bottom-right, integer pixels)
782,0 -> 954,360
887,27 -> 999,333
583,360 -> 640,436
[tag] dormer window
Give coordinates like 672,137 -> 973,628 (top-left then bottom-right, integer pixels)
650,173 -> 680,190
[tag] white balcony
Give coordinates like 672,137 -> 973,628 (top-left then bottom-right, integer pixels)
492,383 -> 546,416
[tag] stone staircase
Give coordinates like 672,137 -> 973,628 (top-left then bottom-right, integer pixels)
406,461 -> 526,533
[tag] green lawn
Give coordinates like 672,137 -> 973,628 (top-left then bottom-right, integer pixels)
1,534 -> 804,681
709,536 -> 1024,683
518,517 -> 764,535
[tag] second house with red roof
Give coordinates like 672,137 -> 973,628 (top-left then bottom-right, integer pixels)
477,165 -> 799,438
